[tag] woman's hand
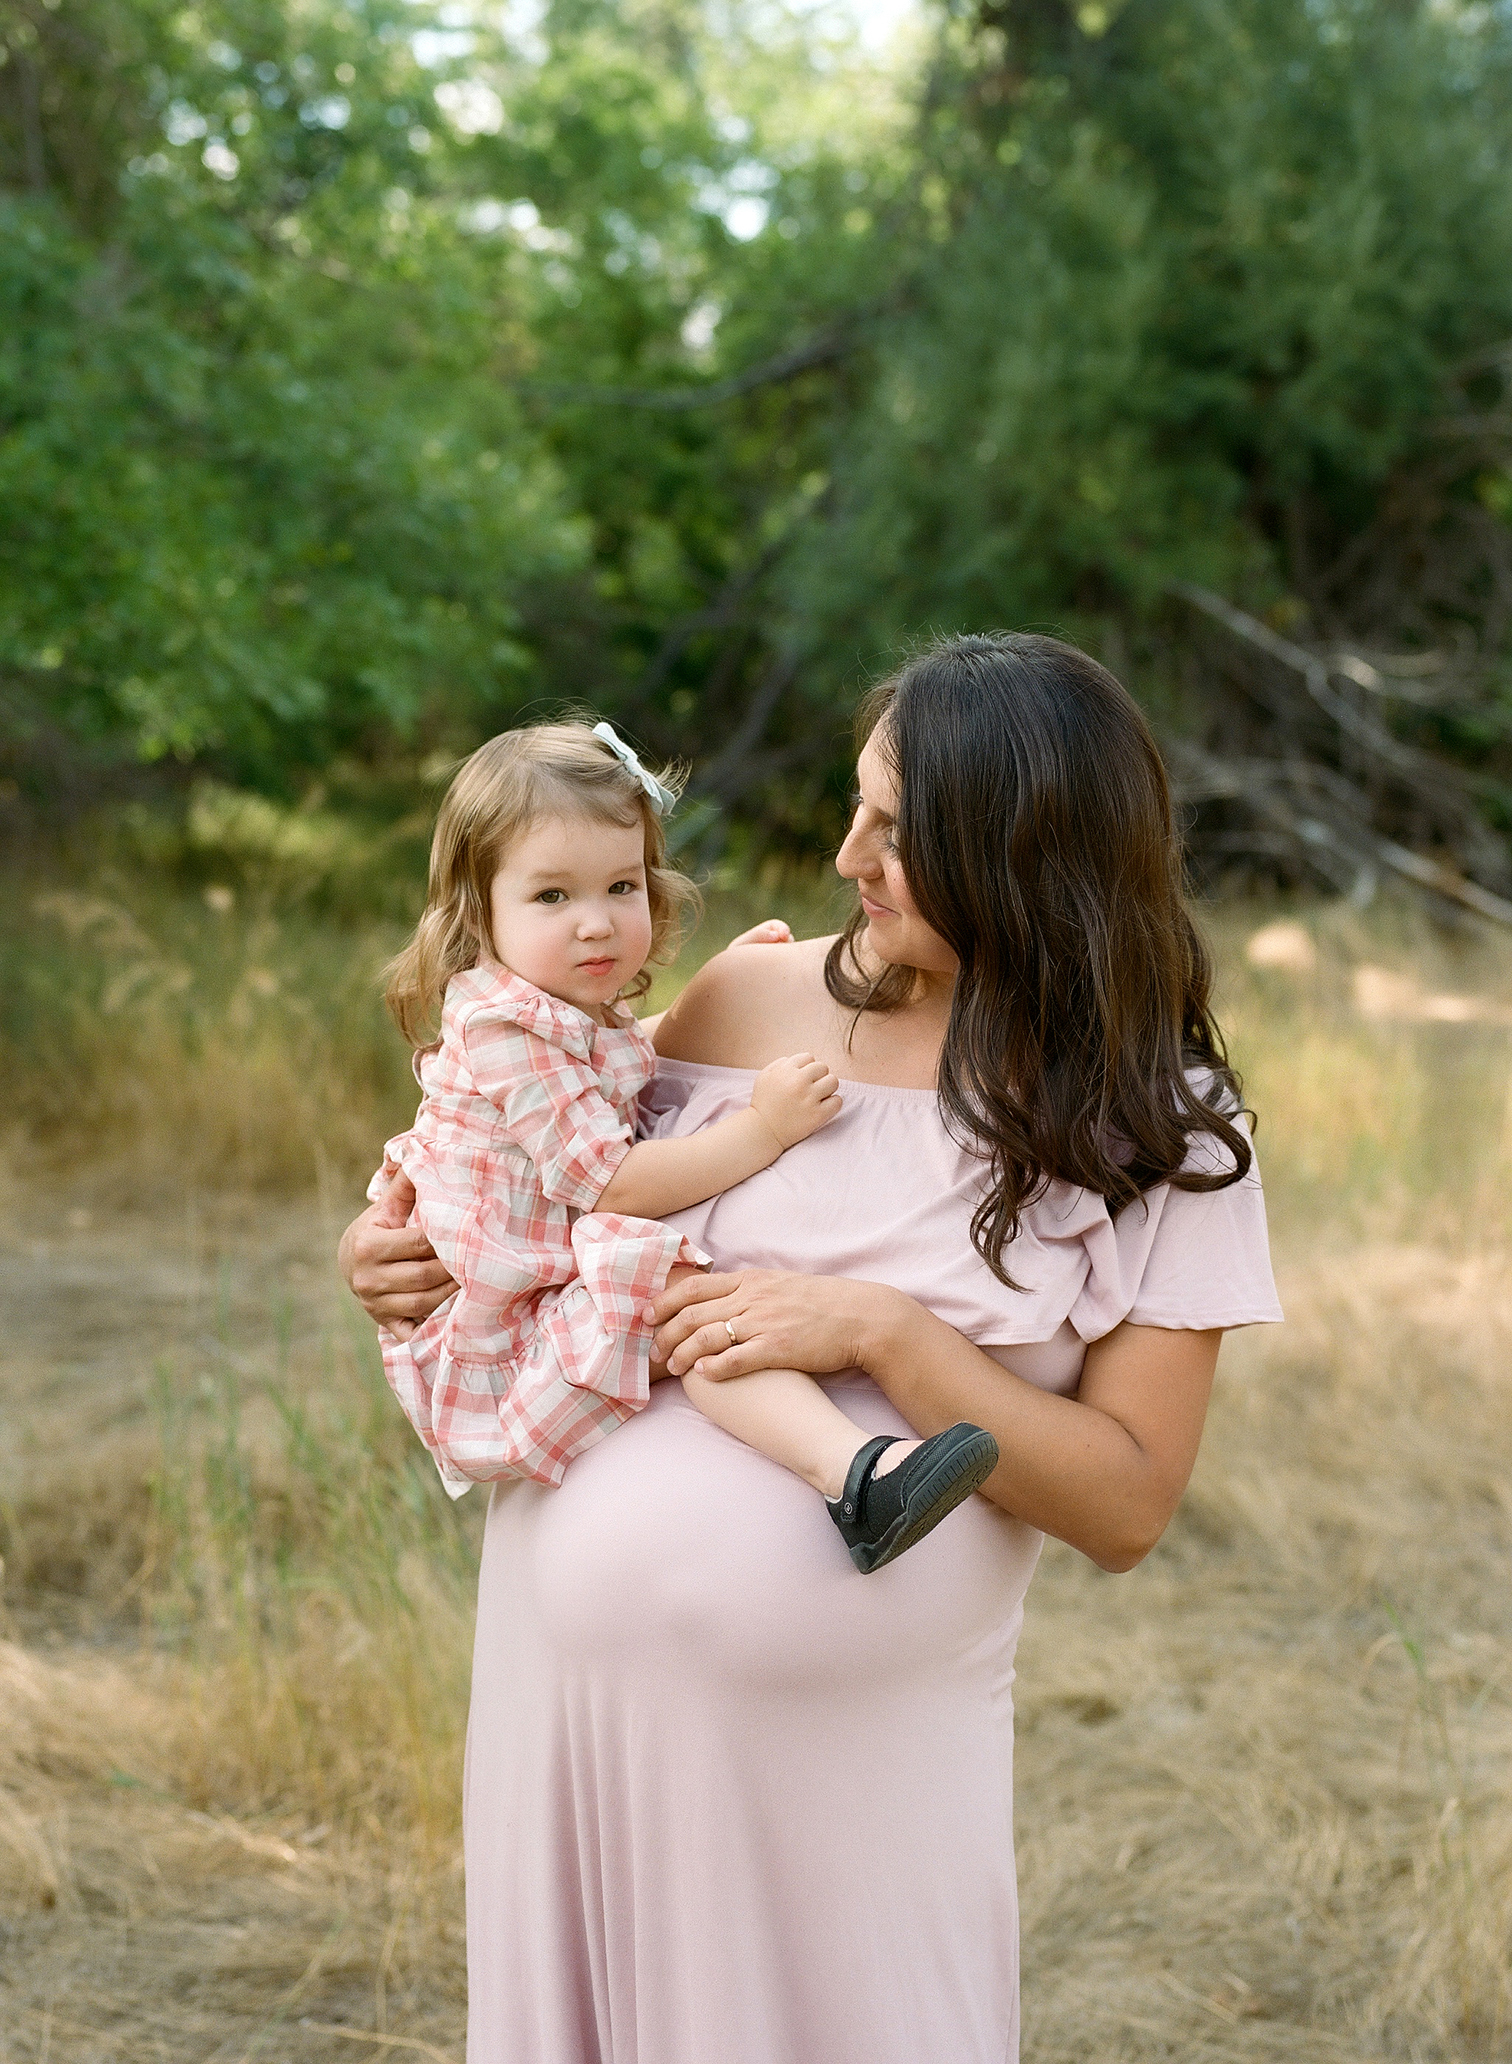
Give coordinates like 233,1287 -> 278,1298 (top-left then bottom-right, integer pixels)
651,1267 -> 900,1381
338,1170 -> 457,1338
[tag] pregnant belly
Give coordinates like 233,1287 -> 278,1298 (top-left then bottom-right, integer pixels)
468,1371 -> 1036,2064
495,1375 -> 1042,1698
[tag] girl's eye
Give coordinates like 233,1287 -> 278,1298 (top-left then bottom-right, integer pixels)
608,879 -> 638,896
536,889 -> 566,905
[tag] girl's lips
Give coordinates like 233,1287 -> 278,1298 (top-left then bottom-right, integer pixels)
859,893 -> 895,919
577,957 -> 616,975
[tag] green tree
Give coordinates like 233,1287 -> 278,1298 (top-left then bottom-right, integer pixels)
1,0 -> 582,782
7,0 -> 1512,876
799,0 -> 1512,673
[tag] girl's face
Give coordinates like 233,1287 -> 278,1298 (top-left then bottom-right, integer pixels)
489,812 -> 654,1014
835,732 -> 958,979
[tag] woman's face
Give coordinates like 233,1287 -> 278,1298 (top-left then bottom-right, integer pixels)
835,731 -> 958,978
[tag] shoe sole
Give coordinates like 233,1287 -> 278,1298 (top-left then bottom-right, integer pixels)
853,1428 -> 1000,1574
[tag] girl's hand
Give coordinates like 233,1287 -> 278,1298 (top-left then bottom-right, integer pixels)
726,919 -> 793,948
650,1268 -> 899,1382
338,1172 -> 457,1337
749,1053 -> 842,1149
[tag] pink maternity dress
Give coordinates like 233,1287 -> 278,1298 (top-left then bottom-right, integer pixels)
463,1060 -> 1283,2064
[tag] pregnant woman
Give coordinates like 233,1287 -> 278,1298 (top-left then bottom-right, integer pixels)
340,631 -> 1282,2063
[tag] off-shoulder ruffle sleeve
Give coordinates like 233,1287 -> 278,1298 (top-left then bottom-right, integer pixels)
1060,1122 -> 1284,1343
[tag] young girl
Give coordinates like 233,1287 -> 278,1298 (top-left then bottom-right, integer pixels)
373,719 -> 998,1572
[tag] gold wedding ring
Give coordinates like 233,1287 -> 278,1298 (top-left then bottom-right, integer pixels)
724,1320 -> 739,1348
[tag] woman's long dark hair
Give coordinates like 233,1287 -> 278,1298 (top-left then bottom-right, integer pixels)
826,631 -> 1251,1286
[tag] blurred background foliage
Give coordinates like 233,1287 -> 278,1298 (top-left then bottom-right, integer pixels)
7,0 -> 1512,870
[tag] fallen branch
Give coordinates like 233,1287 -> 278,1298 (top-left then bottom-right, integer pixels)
1167,580 -> 1512,904
1368,836 -> 1512,926
1167,741 -> 1512,926
1169,583 -> 1478,804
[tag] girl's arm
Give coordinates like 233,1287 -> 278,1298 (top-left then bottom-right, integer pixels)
595,1053 -> 841,1218
649,1269 -> 1219,1573
335,933 -> 808,1327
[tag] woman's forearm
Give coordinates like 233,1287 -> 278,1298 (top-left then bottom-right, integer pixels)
650,1266 -> 1220,1572
855,1290 -> 1217,1573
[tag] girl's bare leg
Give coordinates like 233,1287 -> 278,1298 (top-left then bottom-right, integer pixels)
680,1366 -> 917,1500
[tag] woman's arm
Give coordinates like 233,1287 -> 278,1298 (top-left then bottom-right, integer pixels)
651,1270 -> 1219,1573
868,1301 -> 1219,1572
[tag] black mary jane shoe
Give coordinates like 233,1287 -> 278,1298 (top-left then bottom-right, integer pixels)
827,1423 -> 1000,1574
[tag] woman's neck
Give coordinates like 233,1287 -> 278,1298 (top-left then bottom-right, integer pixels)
854,936 -> 956,1021
835,943 -> 955,1090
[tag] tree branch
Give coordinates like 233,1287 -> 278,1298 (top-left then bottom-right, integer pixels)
633,529 -> 795,703
692,651 -> 802,804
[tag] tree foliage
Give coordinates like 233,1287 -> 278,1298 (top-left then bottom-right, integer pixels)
6,0 -> 1512,879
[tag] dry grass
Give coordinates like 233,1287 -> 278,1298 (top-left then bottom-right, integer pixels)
2,879 -> 1511,2060
0,1193 -> 473,2062
0,817 -> 846,1196
1017,1242 -> 1512,2060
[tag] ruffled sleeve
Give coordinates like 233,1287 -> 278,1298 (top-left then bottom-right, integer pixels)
456,977 -> 636,1213
1065,1121 -> 1284,1343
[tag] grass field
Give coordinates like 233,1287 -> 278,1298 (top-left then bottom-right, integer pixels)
1,839 -> 1510,2061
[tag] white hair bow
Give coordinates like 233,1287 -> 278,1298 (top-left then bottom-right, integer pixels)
592,721 -> 676,816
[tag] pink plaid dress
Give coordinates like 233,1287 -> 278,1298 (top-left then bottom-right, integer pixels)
371,965 -> 705,1495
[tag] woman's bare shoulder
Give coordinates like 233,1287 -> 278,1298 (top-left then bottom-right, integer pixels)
654,936 -> 838,1068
